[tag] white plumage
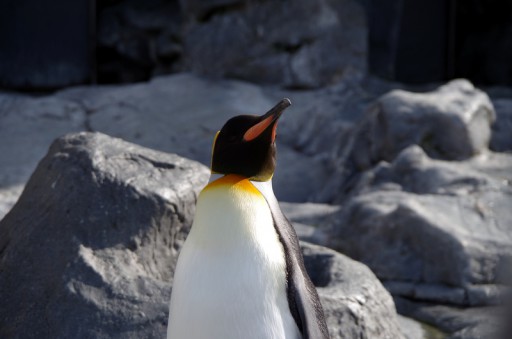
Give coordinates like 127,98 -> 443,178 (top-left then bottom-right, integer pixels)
167,176 -> 301,339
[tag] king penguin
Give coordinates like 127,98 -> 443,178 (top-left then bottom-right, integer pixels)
167,98 -> 329,339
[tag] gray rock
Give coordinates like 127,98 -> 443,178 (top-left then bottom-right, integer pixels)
280,202 -> 341,226
179,0 -> 245,19
182,0 -> 367,88
301,242 -> 405,339
267,72 -> 370,157
0,185 -> 24,224
394,297 -> 508,339
0,93 -> 86,219
280,202 -> 340,245
328,146 -> 512,306
293,222 -> 330,245
57,73 -> 331,202
97,0 -> 182,83
347,79 -> 495,172
490,99 -> 512,153
0,132 -> 406,338
398,315 -> 438,339
0,132 -> 210,338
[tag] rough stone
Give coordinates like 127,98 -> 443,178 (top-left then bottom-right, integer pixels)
490,99 -> 512,152
96,0 -> 182,83
394,297 -> 508,339
301,242 -> 405,339
0,132 -> 406,338
327,146 -> 512,306
280,202 -> 341,227
0,185 -> 23,223
347,79 -> 495,172
0,93 -> 86,219
179,0 -> 245,19
0,132 -> 210,338
281,202 -> 340,246
396,315 -> 432,339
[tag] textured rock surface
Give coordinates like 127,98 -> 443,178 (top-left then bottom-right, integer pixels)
281,202 -> 340,245
395,297 -> 508,339
490,99 -> 512,152
0,132 -> 210,338
346,79 -> 495,172
328,145 -> 512,307
396,315 -> 433,339
0,93 -> 86,219
302,242 -> 405,339
0,132 -> 406,339
97,0 -> 183,83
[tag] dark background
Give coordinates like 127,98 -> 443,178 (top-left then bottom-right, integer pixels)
1,0 -> 511,91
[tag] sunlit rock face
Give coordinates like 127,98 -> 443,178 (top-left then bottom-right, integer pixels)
0,132 -> 209,339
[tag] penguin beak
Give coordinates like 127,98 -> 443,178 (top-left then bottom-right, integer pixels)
243,98 -> 291,142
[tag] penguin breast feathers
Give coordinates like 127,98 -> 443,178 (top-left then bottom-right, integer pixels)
167,175 -> 302,339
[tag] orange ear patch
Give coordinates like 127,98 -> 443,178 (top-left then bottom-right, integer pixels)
243,115 -> 274,141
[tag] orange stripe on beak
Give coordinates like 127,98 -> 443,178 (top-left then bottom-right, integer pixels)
243,115 -> 275,141
243,98 -> 291,142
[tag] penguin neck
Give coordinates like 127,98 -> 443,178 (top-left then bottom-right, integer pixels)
192,174 -> 278,254
206,173 -> 275,200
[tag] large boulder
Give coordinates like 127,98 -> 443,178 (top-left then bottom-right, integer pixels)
328,145 -> 512,307
0,132 -> 210,338
348,79 -> 495,171
0,132 -> 406,338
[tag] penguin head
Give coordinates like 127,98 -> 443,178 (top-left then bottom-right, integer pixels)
211,98 -> 291,181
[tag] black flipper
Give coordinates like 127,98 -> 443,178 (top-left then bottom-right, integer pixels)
262,190 -> 329,339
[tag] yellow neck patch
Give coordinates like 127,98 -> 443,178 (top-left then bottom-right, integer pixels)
203,174 -> 261,195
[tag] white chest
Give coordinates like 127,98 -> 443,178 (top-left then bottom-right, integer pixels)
167,182 -> 301,339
